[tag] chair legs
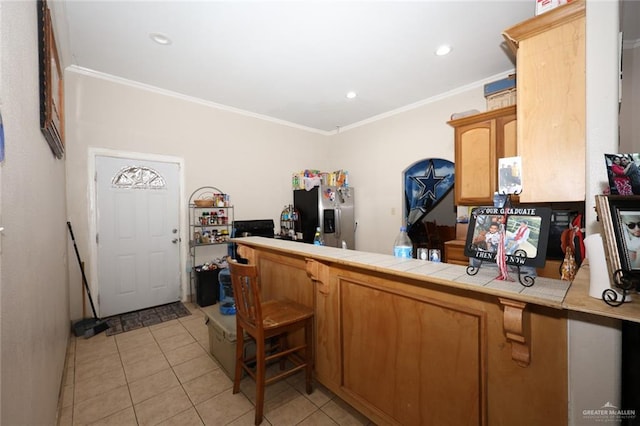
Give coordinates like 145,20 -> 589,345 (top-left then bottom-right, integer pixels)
278,335 -> 287,370
234,323 -> 313,425
232,324 -> 244,395
254,337 -> 266,425
305,319 -> 313,395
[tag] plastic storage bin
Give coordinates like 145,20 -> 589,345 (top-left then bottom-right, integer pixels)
202,305 -> 254,380
195,266 -> 221,307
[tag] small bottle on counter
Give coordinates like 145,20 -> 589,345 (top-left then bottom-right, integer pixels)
393,226 -> 413,258
313,227 -> 324,246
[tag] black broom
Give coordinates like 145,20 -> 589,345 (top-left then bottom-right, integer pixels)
67,221 -> 110,338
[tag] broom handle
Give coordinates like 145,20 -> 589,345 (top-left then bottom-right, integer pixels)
67,222 -> 100,320
81,261 -> 87,318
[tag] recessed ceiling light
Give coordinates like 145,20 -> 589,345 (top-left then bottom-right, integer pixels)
346,91 -> 357,99
435,45 -> 452,56
150,33 -> 172,45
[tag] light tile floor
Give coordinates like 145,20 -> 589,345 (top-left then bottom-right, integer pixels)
57,302 -> 373,426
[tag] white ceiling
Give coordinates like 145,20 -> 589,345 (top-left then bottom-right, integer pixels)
54,1 -> 638,134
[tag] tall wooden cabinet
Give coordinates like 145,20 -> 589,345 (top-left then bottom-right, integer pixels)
502,0 -> 585,203
448,105 -> 517,205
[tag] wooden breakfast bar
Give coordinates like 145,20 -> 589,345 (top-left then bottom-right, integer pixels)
233,237 -> 598,425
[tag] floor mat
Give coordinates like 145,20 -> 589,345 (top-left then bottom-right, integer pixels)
104,301 -> 191,336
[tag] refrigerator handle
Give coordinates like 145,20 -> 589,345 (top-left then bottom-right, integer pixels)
335,208 -> 341,238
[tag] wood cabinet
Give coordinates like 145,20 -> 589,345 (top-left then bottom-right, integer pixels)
502,1 -> 585,202
537,259 -> 563,279
237,240 -> 569,426
444,239 -> 468,265
448,106 -> 517,205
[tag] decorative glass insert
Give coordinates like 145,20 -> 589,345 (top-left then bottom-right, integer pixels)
112,166 -> 166,189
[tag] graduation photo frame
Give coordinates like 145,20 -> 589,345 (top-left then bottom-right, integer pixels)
464,206 -> 552,268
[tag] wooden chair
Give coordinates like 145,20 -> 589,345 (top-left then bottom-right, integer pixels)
228,260 -> 314,425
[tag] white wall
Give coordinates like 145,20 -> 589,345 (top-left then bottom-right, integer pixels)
65,69 -> 487,318
65,70 -> 329,319
620,44 -> 640,153
0,1 -> 70,424
330,88 -> 485,254
568,1 -> 622,424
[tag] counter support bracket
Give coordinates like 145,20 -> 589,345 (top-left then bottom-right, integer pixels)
499,298 -> 530,367
306,259 -> 330,295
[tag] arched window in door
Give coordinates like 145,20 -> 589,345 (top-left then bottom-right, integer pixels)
111,165 -> 166,189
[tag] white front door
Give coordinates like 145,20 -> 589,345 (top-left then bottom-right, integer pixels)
96,156 -> 180,317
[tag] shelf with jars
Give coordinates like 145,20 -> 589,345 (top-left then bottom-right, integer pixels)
279,204 -> 302,240
191,207 -> 233,246
189,187 -> 233,247
188,186 -> 234,302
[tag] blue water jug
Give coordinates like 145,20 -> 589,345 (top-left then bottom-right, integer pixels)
218,268 -> 236,315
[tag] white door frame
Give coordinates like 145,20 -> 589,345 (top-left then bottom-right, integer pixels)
88,148 -> 187,316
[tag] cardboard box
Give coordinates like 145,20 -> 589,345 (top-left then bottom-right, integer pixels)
535,0 -> 571,16
484,75 -> 516,97
203,305 -> 255,380
486,88 -> 517,110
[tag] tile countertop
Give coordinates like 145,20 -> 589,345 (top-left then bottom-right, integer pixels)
233,237 -> 571,310
565,261 -> 640,323
233,237 -> 640,323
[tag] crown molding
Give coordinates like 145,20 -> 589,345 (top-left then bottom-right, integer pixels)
66,65 -> 333,136
67,65 -> 514,137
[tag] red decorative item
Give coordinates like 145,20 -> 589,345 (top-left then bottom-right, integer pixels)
496,211 -> 513,281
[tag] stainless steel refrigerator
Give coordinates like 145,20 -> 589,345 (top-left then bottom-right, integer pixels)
294,185 -> 356,249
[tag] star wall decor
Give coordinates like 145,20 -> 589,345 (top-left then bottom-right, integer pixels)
411,162 -> 445,201
403,158 -> 455,230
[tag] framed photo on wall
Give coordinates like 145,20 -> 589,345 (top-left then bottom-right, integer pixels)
38,0 -> 64,159
464,206 -> 551,268
604,153 -> 640,196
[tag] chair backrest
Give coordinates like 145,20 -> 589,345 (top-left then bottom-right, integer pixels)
228,261 -> 262,331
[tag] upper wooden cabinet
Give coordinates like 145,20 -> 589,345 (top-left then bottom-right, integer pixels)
448,106 -> 517,205
502,0 -> 586,203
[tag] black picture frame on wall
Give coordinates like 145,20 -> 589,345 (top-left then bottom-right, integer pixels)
37,0 -> 64,159
463,206 -> 551,268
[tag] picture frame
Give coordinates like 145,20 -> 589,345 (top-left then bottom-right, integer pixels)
38,0 -> 64,159
498,156 -> 523,195
604,153 -> 640,196
463,206 -> 551,268
595,195 -> 640,275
